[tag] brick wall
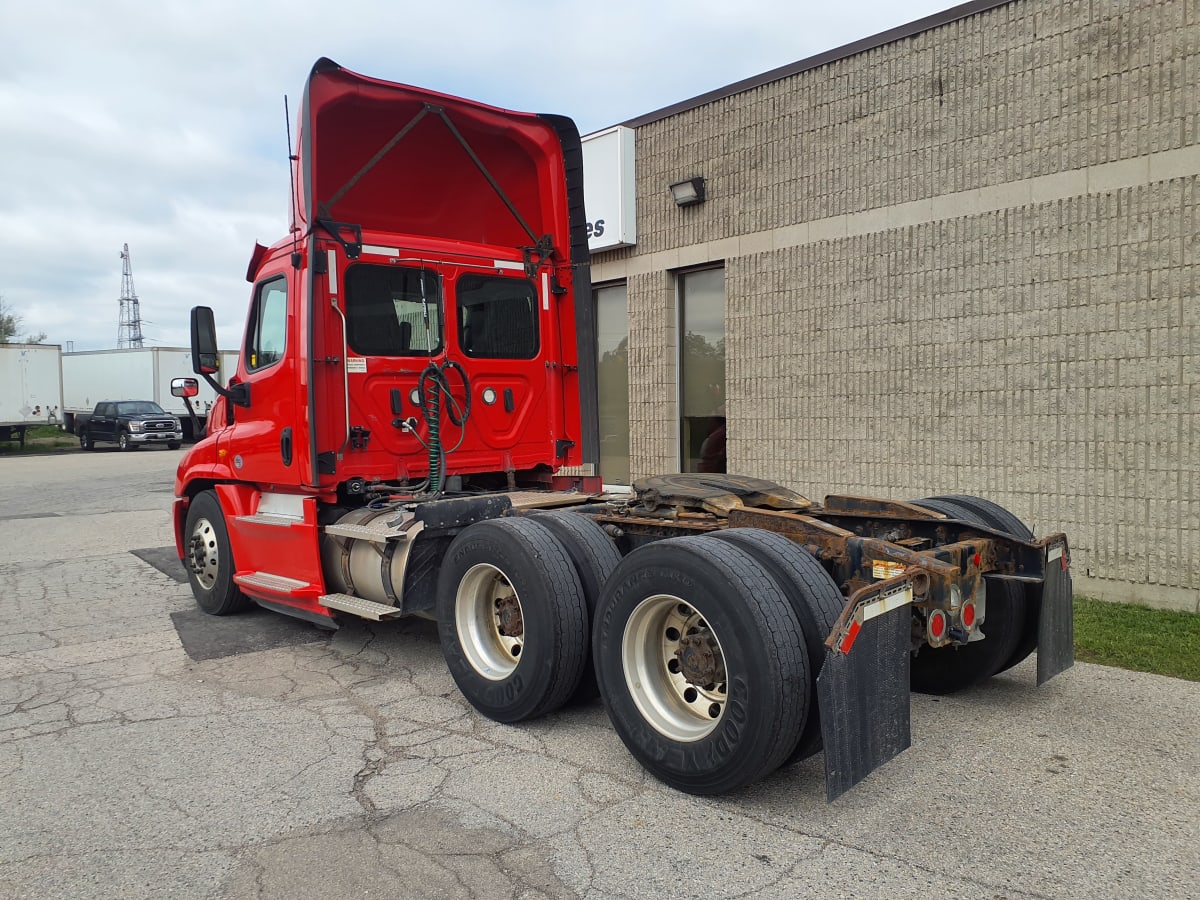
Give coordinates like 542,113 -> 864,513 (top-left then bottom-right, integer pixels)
591,0 -> 1199,609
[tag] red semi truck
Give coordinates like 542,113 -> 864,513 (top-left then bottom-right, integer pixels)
174,59 -> 1073,799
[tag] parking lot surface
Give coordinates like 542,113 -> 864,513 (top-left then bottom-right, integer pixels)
0,450 -> 1197,899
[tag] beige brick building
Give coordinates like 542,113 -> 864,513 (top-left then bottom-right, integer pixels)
586,0 -> 1199,611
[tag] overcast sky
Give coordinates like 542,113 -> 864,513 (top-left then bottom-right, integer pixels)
1,0 -> 951,351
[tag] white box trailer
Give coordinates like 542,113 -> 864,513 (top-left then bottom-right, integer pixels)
62,348 -> 239,440
0,343 -> 65,446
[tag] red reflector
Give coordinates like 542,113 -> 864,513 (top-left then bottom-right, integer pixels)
929,610 -> 946,639
962,602 -> 976,628
973,553 -> 981,567
839,619 -> 862,654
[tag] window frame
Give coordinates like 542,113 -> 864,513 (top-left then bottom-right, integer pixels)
244,275 -> 289,374
455,273 -> 540,361
344,263 -> 444,358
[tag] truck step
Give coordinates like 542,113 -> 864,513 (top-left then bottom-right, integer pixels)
235,571 -> 311,594
234,513 -> 300,528
319,593 -> 404,620
323,522 -> 413,543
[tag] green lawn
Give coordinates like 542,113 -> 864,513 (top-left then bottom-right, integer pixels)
1074,596 -> 1200,681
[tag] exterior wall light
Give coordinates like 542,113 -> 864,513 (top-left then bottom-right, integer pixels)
669,177 -> 706,207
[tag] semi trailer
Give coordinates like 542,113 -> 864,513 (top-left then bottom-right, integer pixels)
0,343 -> 64,447
173,59 -> 1073,799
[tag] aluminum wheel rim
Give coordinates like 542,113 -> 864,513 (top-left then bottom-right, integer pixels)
187,516 -> 220,590
621,594 -> 728,742
455,563 -> 523,680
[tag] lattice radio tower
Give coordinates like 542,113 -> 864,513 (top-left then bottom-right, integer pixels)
117,243 -> 144,348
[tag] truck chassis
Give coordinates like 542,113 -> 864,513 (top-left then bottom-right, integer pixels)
175,472 -> 1072,799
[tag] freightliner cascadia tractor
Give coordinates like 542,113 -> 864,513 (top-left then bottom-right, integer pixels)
173,59 -> 1074,799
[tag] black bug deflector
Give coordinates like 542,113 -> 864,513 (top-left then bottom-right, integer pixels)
1036,540 -> 1074,685
818,577 -> 913,802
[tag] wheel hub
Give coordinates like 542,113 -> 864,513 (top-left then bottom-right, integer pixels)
676,630 -> 726,686
495,594 -> 524,637
621,595 -> 729,742
187,517 -> 219,589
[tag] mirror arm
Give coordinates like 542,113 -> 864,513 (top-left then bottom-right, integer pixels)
200,373 -> 250,408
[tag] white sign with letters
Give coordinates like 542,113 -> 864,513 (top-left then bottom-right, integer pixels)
582,126 -> 636,251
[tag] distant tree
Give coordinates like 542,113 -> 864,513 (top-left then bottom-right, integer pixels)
0,296 -> 16,343
0,297 -> 45,343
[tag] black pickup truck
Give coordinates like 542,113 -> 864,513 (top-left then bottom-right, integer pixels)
77,401 -> 183,451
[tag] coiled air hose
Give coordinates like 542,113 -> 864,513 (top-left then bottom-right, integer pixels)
417,359 -> 470,497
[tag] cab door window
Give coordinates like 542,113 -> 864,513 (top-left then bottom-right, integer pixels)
245,276 -> 288,372
344,264 -> 442,356
456,275 -> 539,359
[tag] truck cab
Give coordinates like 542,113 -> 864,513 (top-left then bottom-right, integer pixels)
174,58 -> 596,626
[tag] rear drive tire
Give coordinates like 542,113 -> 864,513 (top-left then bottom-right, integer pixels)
183,490 -> 250,615
529,509 -> 622,702
709,528 -> 843,761
593,535 -> 809,795
436,517 -> 589,723
909,496 -> 1026,694
925,494 -> 1040,674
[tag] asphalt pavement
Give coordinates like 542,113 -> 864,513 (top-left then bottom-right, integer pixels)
0,449 -> 1197,899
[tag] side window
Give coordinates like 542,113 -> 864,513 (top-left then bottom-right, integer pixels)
456,275 -> 539,359
344,264 -> 442,357
245,277 -> 288,372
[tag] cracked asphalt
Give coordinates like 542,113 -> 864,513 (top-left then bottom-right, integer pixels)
1,450 -> 1197,899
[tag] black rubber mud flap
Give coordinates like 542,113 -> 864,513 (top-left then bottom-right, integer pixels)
818,603 -> 912,802
1036,541 -> 1074,686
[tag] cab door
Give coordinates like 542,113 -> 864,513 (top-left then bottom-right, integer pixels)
219,267 -> 304,487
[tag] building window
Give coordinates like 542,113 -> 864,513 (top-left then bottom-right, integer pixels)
245,276 -> 288,372
678,267 -> 725,473
594,282 -> 630,484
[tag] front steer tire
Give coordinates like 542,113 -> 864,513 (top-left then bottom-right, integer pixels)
436,517 -> 589,723
593,535 -> 810,796
118,432 -> 136,451
183,490 -> 250,615
79,431 -> 93,451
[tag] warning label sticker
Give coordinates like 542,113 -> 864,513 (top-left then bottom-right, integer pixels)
871,560 -> 906,580
346,357 -> 367,373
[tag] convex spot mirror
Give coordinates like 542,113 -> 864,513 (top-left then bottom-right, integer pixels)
171,377 -> 200,399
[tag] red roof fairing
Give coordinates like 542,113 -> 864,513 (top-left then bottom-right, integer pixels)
294,58 -> 569,255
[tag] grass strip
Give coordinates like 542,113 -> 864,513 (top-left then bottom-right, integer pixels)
1074,596 -> 1200,681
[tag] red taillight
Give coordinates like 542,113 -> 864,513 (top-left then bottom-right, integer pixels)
962,601 -> 976,628
928,609 -> 946,640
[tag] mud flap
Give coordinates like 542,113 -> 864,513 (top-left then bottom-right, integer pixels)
818,599 -> 912,802
1036,542 -> 1074,685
